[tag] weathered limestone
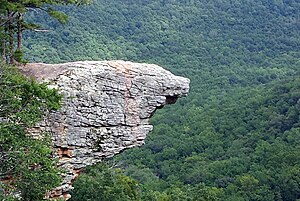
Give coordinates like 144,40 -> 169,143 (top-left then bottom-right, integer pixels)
20,60 -> 190,200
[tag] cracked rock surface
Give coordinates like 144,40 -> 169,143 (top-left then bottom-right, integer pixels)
20,60 -> 190,200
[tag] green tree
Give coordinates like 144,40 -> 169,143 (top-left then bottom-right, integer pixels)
0,62 -> 62,200
188,183 -> 224,201
0,0 -> 91,64
71,163 -> 140,201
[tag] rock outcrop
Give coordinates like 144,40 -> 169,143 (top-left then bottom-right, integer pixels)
20,60 -> 190,200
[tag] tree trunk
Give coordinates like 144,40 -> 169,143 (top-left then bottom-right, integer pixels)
8,29 -> 14,64
3,41 -> 9,64
17,13 -> 23,51
7,11 -> 14,64
8,34 -> 14,64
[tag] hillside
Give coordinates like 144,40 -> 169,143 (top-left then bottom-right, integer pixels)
22,0 -> 300,200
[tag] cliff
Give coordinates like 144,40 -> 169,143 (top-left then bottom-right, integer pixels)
20,60 -> 190,200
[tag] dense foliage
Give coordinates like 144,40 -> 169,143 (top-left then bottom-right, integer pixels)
21,0 -> 300,200
0,62 -> 62,200
118,77 -> 300,200
71,163 -> 139,201
0,0 -> 90,64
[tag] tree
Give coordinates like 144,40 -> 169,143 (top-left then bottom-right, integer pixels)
0,124 -> 62,201
71,163 -> 140,201
0,62 -> 62,200
0,0 -> 91,64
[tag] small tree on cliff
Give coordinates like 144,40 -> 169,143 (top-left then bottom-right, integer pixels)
0,0 -> 91,64
0,62 -> 62,200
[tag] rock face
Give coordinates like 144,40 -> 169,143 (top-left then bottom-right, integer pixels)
20,60 -> 190,200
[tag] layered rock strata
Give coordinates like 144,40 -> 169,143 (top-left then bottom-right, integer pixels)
20,60 -> 190,200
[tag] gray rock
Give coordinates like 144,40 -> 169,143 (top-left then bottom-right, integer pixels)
21,60 -> 189,200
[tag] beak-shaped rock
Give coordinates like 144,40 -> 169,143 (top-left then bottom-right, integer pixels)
21,60 -> 190,200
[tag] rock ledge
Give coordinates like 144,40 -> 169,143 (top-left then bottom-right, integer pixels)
20,60 -> 190,199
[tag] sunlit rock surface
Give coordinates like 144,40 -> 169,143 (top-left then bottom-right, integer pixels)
20,60 -> 190,200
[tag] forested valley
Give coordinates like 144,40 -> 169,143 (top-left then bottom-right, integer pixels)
1,0 -> 300,200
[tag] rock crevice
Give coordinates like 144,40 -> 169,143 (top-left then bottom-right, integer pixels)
20,60 -> 190,200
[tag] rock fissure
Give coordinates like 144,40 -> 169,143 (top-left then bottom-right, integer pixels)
20,60 -> 190,200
